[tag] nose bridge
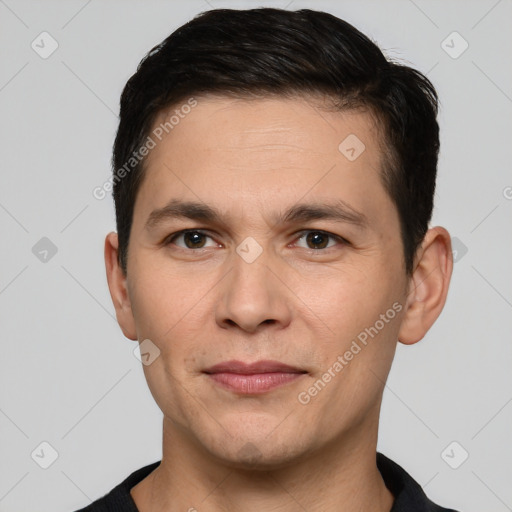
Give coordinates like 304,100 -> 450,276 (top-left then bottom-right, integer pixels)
229,243 -> 277,306
216,240 -> 291,332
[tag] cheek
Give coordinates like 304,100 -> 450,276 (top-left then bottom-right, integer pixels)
301,281 -> 402,419
129,265 -> 207,339
129,270 -> 210,419
304,265 -> 404,358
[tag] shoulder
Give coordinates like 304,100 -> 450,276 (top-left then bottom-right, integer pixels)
377,452 -> 461,512
73,461 -> 161,512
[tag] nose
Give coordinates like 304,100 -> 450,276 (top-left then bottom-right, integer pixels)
215,250 -> 293,334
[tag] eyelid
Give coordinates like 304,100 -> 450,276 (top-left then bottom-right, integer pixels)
164,228 -> 348,251
292,229 -> 348,249
164,229 -> 219,247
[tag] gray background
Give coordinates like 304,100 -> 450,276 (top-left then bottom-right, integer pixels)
1,0 -> 511,510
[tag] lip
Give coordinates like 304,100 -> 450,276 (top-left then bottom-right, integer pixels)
204,360 -> 304,375
203,360 -> 307,394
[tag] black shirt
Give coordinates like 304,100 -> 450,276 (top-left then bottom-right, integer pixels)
74,452 -> 460,511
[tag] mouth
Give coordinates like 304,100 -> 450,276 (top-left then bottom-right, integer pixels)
203,360 -> 308,394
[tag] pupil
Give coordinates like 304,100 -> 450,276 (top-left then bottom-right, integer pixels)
307,232 -> 328,249
185,232 -> 205,248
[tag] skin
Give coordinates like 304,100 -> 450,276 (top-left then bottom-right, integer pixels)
105,95 -> 453,511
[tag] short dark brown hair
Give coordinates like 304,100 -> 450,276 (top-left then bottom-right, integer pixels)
112,7 -> 439,275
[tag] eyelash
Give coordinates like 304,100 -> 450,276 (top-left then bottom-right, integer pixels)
164,229 -> 348,252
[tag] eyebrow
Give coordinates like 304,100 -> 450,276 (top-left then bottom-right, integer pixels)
145,198 -> 368,231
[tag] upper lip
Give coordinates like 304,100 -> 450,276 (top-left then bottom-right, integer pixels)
203,360 -> 306,375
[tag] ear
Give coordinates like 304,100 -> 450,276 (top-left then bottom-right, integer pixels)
104,232 -> 138,341
398,226 -> 453,345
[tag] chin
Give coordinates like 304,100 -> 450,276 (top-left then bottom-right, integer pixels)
200,423 -> 311,471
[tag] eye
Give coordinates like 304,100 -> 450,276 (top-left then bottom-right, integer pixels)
165,230 -> 218,249
164,229 -> 346,252
293,230 -> 346,250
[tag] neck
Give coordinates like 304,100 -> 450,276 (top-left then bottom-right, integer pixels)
131,414 -> 395,512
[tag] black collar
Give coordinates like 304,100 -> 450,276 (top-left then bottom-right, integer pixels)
75,452 -> 460,511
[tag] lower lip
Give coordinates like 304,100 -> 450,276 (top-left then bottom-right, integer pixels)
207,372 -> 305,394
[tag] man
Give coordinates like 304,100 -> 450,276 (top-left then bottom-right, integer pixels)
78,7 -> 458,511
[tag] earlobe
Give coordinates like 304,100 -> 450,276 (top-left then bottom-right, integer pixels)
398,227 -> 453,345
104,232 -> 138,341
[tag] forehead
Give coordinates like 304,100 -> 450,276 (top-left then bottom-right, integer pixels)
134,95 -> 392,226
151,94 -> 383,160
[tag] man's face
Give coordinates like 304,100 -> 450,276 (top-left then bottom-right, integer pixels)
123,95 -> 410,466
